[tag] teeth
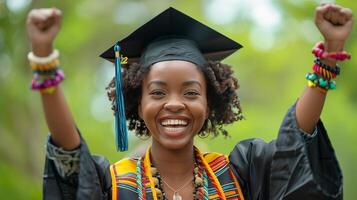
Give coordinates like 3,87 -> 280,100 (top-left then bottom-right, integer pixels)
166,127 -> 182,132
161,119 -> 188,126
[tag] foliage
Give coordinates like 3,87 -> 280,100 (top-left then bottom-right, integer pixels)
0,0 -> 356,199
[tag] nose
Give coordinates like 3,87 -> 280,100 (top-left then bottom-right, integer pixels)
164,96 -> 185,112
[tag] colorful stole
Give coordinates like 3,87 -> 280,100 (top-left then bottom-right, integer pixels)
110,147 -> 244,200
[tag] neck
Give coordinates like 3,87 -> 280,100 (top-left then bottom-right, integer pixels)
150,141 -> 195,180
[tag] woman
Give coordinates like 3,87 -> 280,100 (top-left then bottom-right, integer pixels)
27,3 -> 353,200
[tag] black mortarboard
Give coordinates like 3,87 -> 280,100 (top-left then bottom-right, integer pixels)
100,7 -> 242,64
100,7 -> 243,151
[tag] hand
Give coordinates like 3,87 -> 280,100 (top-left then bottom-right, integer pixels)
27,8 -> 62,56
315,4 -> 353,51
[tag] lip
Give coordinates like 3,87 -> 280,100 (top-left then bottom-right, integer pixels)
159,115 -> 191,121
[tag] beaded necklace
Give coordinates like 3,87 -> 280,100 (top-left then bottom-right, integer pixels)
136,148 -> 226,200
151,163 -> 199,200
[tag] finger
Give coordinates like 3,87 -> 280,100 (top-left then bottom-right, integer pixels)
330,9 -> 341,25
27,9 -> 54,25
328,3 -> 343,11
315,4 -> 330,24
337,12 -> 346,25
40,9 -> 55,19
51,8 -> 62,18
323,5 -> 333,23
52,8 -> 62,27
341,8 -> 353,21
27,9 -> 46,25
41,17 -> 55,31
322,4 -> 345,25
344,16 -> 354,29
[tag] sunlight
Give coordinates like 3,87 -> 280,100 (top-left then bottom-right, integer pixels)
251,0 -> 281,29
5,0 -> 31,12
204,0 -> 242,24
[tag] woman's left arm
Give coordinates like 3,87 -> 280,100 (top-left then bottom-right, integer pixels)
296,3 -> 353,133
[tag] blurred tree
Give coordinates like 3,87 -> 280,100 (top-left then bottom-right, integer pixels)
0,0 -> 356,199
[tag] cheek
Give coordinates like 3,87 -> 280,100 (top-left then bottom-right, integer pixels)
190,99 -> 209,122
140,97 -> 160,121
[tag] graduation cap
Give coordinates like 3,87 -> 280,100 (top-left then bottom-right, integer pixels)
100,7 -> 243,151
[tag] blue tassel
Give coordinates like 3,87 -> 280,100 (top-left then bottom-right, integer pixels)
114,44 -> 128,151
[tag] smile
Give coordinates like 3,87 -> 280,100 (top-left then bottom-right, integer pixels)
159,119 -> 190,135
160,119 -> 188,126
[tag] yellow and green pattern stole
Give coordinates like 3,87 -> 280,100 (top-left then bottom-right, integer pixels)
110,147 -> 244,200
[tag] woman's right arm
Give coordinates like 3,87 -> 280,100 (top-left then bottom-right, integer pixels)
27,8 -> 80,150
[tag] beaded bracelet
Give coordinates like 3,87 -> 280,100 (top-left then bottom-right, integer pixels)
312,42 -> 351,61
28,49 -> 59,64
30,59 -> 59,70
31,69 -> 65,94
314,58 -> 340,75
312,63 -> 336,80
306,72 -> 336,93
28,50 -> 64,94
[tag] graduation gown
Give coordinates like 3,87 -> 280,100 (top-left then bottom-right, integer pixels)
42,103 -> 342,200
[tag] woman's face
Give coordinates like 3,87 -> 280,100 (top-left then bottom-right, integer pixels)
139,60 -> 209,150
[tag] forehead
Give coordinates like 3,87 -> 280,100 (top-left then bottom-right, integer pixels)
143,60 -> 206,85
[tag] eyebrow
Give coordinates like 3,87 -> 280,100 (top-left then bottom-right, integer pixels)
147,80 -> 166,89
147,80 -> 202,89
182,80 -> 202,88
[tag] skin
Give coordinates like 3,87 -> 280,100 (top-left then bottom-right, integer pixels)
26,3 -> 353,199
27,8 -> 79,150
139,61 -> 208,198
296,4 -> 353,133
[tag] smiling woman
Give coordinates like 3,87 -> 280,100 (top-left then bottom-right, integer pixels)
139,61 -> 209,151
25,3 -> 353,200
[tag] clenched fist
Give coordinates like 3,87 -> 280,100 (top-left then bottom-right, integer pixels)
27,8 -> 62,56
315,4 -> 353,51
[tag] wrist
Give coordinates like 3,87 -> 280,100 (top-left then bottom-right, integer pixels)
31,43 -> 54,57
323,40 -> 345,52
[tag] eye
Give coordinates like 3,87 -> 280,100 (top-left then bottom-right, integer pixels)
184,90 -> 200,97
149,90 -> 166,98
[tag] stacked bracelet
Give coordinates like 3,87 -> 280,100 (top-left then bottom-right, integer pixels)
312,42 -> 351,61
314,58 -> 340,75
312,58 -> 340,80
28,49 -> 64,94
28,49 -> 60,63
306,72 -> 336,93
312,64 -> 336,80
306,42 -> 351,93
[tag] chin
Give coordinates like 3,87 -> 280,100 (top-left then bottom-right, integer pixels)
156,137 -> 194,151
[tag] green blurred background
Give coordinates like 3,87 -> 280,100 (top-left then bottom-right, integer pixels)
0,0 -> 356,199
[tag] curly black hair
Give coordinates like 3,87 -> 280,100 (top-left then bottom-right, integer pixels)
106,61 -> 243,138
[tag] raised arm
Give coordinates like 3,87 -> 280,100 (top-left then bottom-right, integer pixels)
296,4 -> 353,133
27,8 -> 80,150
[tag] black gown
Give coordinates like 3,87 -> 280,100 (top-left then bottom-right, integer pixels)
42,103 -> 342,200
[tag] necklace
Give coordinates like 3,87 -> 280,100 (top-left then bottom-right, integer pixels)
162,175 -> 194,200
151,162 -> 203,200
136,148 -> 209,200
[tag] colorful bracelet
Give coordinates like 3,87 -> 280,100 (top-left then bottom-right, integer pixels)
314,58 -> 340,75
31,69 -> 65,94
312,63 -> 337,80
305,72 -> 336,93
30,59 -> 60,70
32,67 -> 59,75
312,42 -> 351,61
28,50 -> 64,94
28,49 -> 59,64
